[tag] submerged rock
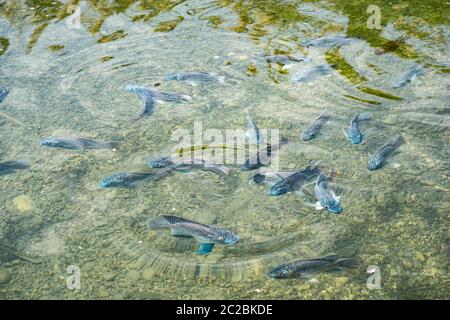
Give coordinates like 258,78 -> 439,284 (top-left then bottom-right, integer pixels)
0,268 -> 12,284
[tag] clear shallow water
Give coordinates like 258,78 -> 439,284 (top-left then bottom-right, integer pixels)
0,0 -> 448,299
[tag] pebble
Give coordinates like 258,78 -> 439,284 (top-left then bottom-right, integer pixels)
0,269 -> 12,284
103,271 -> 117,281
127,270 -> 141,281
13,195 -> 33,213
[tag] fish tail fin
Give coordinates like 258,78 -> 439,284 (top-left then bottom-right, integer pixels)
356,112 -> 373,122
180,95 -> 192,102
392,135 -> 405,149
216,75 -> 226,84
336,258 -> 358,269
103,141 -> 119,150
12,159 -> 31,169
279,136 -> 289,146
147,215 -> 175,229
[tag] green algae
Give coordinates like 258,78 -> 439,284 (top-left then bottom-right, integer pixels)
0,36 -> 9,56
325,47 -> 368,85
97,30 -> 128,43
154,16 -> 184,32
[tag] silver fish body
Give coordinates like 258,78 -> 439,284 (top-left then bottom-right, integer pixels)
148,157 -> 230,176
246,109 -> 264,145
392,64 -> 423,89
314,174 -> 342,214
302,112 -> 330,141
267,255 -> 357,279
39,137 -> 118,150
164,72 -> 225,84
291,64 -> 332,83
0,160 -> 31,176
0,88 -> 9,103
368,135 -> 405,170
126,85 -> 155,121
147,215 -> 239,245
344,112 -> 373,144
301,36 -> 351,48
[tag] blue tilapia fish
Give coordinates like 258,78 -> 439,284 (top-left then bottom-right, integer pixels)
0,88 -> 9,103
99,168 -> 172,188
301,36 -> 351,48
392,64 -> 424,89
0,160 -> 31,176
40,137 -> 118,150
314,174 -> 342,214
267,255 -> 358,279
268,161 -> 322,196
126,85 -> 155,121
246,109 -> 264,145
147,215 -> 239,255
148,157 -> 230,176
256,53 -> 311,70
302,111 -> 330,141
240,138 -> 288,171
343,112 -> 373,144
164,72 -> 225,85
291,64 -> 333,83
368,135 -> 405,171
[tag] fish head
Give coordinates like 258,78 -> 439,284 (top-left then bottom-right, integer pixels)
39,138 -> 61,148
267,265 -> 292,279
98,174 -> 125,188
148,156 -> 172,168
163,74 -> 180,81
367,154 -> 383,171
302,131 -> 314,141
268,183 -> 288,196
209,227 -> 239,245
322,198 -> 343,214
349,132 -> 362,144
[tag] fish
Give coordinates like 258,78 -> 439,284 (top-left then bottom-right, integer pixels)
291,64 -> 333,83
301,36 -> 351,48
0,88 -> 9,103
257,54 -> 311,70
314,174 -> 342,214
0,160 -> 31,176
240,138 -> 288,171
98,170 -> 170,188
343,112 -> 373,144
39,137 -> 119,150
164,72 -> 225,85
246,109 -> 264,145
392,64 -> 424,89
148,157 -> 230,176
262,54 -> 311,65
302,111 -> 330,141
126,85 -> 155,121
368,135 -> 405,171
267,255 -> 358,279
126,85 -> 191,103
375,34 -> 409,55
147,215 -> 239,255
268,161 -> 322,196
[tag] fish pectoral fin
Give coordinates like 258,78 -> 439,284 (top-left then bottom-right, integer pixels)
282,63 -> 295,70
197,243 -> 215,255
342,128 -> 348,139
315,202 -> 324,210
